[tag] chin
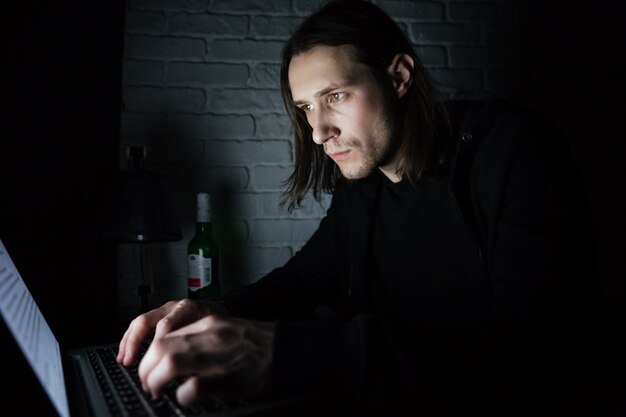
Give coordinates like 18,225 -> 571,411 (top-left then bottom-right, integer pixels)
338,164 -> 376,180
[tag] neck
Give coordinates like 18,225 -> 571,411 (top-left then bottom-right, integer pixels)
378,166 -> 401,183
378,153 -> 402,183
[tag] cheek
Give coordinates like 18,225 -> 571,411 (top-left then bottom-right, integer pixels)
345,98 -> 383,138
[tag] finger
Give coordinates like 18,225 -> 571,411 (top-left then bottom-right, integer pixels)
117,323 -> 133,363
175,375 -> 235,408
118,301 -> 179,365
165,315 -> 220,338
118,314 -> 154,366
141,329 -> 234,396
137,335 -> 199,393
176,376 -> 202,408
153,299 -> 209,340
144,350 -> 178,399
142,343 -> 227,399
137,338 -> 164,391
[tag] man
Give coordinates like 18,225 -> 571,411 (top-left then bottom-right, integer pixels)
117,1 -> 597,415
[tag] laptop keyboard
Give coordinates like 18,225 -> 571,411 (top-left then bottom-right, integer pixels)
86,344 -> 226,416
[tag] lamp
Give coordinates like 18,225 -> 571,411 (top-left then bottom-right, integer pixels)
101,145 -> 182,314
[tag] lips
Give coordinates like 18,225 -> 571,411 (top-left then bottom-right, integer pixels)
328,150 -> 351,161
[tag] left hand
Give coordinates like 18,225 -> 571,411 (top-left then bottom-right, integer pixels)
138,315 -> 275,407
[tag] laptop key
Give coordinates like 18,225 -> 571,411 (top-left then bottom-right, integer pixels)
151,397 -> 179,417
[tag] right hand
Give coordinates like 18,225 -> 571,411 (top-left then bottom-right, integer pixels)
116,298 -> 230,366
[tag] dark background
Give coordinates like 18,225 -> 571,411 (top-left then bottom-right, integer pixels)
2,1 -> 127,347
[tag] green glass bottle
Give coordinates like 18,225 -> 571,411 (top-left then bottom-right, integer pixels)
187,192 -> 220,300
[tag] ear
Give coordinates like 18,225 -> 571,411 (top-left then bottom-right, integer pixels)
387,53 -> 414,99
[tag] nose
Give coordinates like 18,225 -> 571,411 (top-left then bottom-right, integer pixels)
310,108 -> 336,145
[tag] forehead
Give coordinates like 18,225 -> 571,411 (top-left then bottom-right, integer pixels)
288,45 -> 371,100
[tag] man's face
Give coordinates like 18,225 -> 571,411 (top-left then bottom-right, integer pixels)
288,45 -> 399,180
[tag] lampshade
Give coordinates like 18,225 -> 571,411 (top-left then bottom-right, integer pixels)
100,169 -> 183,243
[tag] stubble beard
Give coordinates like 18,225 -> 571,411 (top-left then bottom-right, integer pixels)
330,111 -> 398,181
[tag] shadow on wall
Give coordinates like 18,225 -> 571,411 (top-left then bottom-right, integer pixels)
135,126 -> 265,297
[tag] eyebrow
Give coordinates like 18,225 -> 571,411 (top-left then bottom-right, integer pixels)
292,80 -> 356,106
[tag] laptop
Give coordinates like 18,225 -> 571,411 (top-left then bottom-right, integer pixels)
0,238 -> 310,417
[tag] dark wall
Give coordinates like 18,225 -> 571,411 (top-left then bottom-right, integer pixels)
1,1 -> 127,347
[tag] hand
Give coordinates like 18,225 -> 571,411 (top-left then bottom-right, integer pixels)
117,298 -> 229,366
138,315 -> 275,407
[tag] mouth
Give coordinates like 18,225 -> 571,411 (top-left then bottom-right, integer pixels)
328,150 -> 351,161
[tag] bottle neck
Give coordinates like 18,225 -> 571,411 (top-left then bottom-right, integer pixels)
195,221 -> 212,236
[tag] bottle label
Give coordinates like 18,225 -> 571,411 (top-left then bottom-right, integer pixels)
187,254 -> 212,291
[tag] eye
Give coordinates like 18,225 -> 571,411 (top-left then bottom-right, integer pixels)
329,92 -> 345,102
298,103 -> 313,112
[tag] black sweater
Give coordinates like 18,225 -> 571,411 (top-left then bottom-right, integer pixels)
220,100 -> 599,415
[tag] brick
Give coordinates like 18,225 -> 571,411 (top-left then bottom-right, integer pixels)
128,0 -> 209,12
169,62 -> 248,85
125,10 -> 166,33
198,165 -> 250,190
250,165 -> 290,190
429,69 -> 482,90
256,113 -> 292,139
243,140 -> 292,165
205,140 -> 292,165
210,40 -> 284,62
234,190 -> 329,219
170,114 -> 254,139
124,34 -> 206,60
415,46 -> 447,67
251,16 -> 303,39
148,139 -> 205,163
250,63 -> 281,88
119,135 -> 167,153
123,86 -> 205,112
449,46 -> 513,69
411,23 -> 480,44
379,1 -> 444,21
212,220 -> 249,244
211,0 -> 291,14
145,164 -> 250,195
449,3 -> 513,25
223,246 -> 293,285
123,60 -> 164,85
120,112 -> 168,137
170,13 -> 248,36
209,89 -> 284,112
279,192 -> 330,219
206,192 -> 258,219
450,0 -> 514,2
294,0 -> 329,15
227,192 -> 327,220
221,192 -> 286,218
249,219 -> 320,245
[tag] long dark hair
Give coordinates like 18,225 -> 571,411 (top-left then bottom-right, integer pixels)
280,0 -> 451,210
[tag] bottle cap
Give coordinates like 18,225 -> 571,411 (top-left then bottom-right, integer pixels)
196,192 -> 210,222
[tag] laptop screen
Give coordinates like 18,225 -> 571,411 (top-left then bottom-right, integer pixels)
0,239 -> 70,417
